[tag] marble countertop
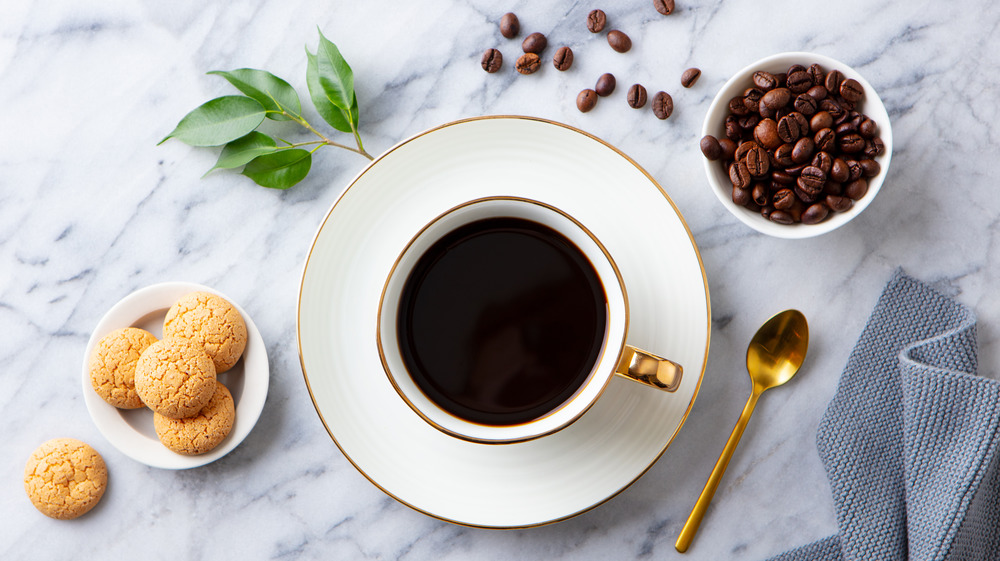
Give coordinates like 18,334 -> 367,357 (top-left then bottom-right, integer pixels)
3,0 -> 999,558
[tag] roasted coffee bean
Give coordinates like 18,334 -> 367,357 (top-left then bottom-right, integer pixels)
758,100 -> 777,119
515,52 -> 541,74
700,135 -> 722,160
734,140 -> 756,162
522,32 -> 547,54
772,169 -> 796,185
770,210 -> 794,224
744,87 -> 764,111
846,160 -> 864,181
808,64 -> 825,86
745,144 -> 770,178
732,186 -> 752,206
481,48 -> 503,73
653,0 -> 675,15
794,184 -> 820,204
718,138 -> 737,160
608,30 -> 632,53
789,112 -> 810,136
835,121 -> 857,136
859,117 -> 878,139
587,9 -> 607,33
753,71 -> 778,90
652,91 -> 673,119
729,161 -> 752,189
553,46 -> 574,71
628,83 -> 648,108
812,151 -> 833,174
794,93 -> 818,116
820,99 -> 845,121
754,118 -> 781,149
752,183 -> 769,206
840,78 -> 864,102
845,178 -> 868,200
729,96 -> 750,116
830,158 -> 850,183
792,137 -> 815,164
576,88 -> 598,112
500,12 -> 520,38
786,163 -> 808,176
810,110 -> 833,132
681,68 -> 701,88
824,69 -> 844,93
725,115 -> 742,141
839,132 -> 866,153
814,128 -> 836,152
798,166 -> 826,191
860,158 -> 881,177
777,114 -> 802,143
596,73 -> 616,96
774,72 -> 788,87
863,140 -> 879,159
787,64 -> 807,75
762,87 -> 791,110
837,97 -> 856,113
774,143 -> 796,167
773,188 -> 796,210
826,194 -> 853,212
871,137 -> 885,156
801,203 -> 829,224
786,70 -> 813,93
824,180 -> 843,195
806,85 -> 829,101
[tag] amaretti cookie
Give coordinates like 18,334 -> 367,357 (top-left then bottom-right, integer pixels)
154,383 -> 235,455
163,291 -> 247,373
89,327 -> 158,409
24,438 -> 108,520
134,336 -> 216,419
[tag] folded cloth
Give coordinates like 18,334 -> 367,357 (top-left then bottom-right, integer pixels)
768,271 -> 1000,561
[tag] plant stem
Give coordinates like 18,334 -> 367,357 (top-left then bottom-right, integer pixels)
285,111 -> 373,160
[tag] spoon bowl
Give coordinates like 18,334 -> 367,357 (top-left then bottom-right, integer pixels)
675,309 -> 809,553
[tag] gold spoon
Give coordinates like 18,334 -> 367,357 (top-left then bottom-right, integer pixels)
675,309 -> 809,553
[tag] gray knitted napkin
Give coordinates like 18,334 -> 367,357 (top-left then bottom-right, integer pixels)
768,271 -> 1000,561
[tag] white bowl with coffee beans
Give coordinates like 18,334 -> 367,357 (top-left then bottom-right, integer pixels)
701,52 -> 892,238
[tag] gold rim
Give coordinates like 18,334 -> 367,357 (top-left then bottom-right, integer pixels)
374,195 -> 630,445
297,115 -> 712,529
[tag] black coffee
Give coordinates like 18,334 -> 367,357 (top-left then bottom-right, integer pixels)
397,216 -> 608,427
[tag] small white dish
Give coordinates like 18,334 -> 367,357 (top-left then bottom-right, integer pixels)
82,282 -> 268,469
299,116 -> 711,528
703,51 -> 893,238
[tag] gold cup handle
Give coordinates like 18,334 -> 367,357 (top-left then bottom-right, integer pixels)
614,345 -> 683,392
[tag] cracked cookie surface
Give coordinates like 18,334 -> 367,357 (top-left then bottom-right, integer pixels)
24,438 -> 107,520
89,327 -> 158,409
154,383 -> 235,455
163,291 -> 247,373
134,336 -> 217,419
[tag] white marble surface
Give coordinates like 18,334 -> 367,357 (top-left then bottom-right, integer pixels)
3,0 -> 999,558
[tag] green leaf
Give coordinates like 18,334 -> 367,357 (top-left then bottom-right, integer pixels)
160,96 -> 266,146
207,131 -> 278,174
241,149 -> 312,189
207,68 -> 302,121
315,29 -> 356,112
306,49 -> 354,133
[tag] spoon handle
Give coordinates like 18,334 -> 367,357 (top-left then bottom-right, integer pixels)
675,389 -> 762,553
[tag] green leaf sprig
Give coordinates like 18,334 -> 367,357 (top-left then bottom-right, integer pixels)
160,30 -> 372,189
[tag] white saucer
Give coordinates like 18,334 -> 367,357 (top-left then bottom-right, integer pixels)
82,282 -> 269,469
298,116 -> 710,528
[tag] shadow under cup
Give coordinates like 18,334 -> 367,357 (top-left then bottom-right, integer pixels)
377,197 -> 682,443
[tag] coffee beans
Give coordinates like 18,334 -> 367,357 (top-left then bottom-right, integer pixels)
681,68 -> 701,88
627,84 -> 648,108
500,12 -> 520,39
596,73 -> 616,97
577,89 -> 598,112
653,0 -> 675,15
701,62 -> 885,226
587,9 -> 607,33
522,32 -> 547,54
608,30 -> 632,53
553,46 -> 574,71
651,91 -> 673,119
481,49 -> 503,73
515,53 -> 540,74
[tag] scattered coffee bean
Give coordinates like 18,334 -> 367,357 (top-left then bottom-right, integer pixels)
595,73 -> 616,97
703,62 -> 885,225
515,52 -> 541,74
653,0 -> 675,15
608,30 -> 632,53
681,68 -> 701,88
577,89 -> 598,112
700,135 -> 722,160
522,32 -> 547,54
553,46 -> 574,71
481,48 -> 503,73
651,91 -> 673,119
500,12 -> 520,39
627,83 -> 648,108
587,9 -> 607,33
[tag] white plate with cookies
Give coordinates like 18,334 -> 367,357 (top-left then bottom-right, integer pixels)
82,282 -> 268,469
